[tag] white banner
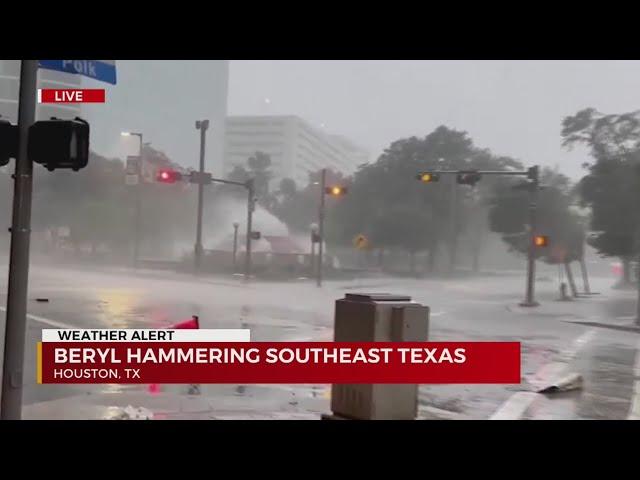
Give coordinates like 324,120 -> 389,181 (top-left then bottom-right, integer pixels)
42,329 -> 250,342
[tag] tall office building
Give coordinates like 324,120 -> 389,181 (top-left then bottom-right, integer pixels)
224,115 -> 369,187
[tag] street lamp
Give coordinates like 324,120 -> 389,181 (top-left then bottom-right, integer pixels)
121,131 -> 143,268
194,120 -> 210,272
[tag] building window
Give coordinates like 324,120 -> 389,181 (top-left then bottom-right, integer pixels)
0,77 -> 20,102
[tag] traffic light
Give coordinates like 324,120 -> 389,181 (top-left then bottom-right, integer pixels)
416,172 -> 440,183
534,235 -> 549,247
527,165 -> 539,181
156,169 -> 183,184
325,185 -> 347,196
0,119 -> 18,166
28,117 -> 90,171
456,172 -> 481,186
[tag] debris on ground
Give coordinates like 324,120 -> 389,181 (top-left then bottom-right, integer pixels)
110,405 -> 154,420
538,373 -> 584,394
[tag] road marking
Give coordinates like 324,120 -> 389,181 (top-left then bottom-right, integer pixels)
489,328 -> 596,420
489,392 -> 539,420
0,306 -> 76,329
627,339 -> 640,420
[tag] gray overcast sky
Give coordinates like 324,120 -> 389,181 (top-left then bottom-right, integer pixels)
228,60 -> 640,179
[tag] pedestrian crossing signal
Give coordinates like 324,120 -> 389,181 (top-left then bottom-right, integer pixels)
28,117 -> 90,171
0,119 -> 17,166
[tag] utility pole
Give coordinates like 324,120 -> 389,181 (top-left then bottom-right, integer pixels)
521,165 -> 539,307
232,222 -> 239,271
194,119 -> 209,272
244,178 -> 255,281
317,168 -> 327,287
1,60 -> 38,420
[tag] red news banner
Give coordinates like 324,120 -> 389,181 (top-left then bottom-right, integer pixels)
38,329 -> 520,384
38,89 -> 105,103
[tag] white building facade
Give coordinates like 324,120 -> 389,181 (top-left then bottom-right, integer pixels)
0,60 -> 82,123
224,115 -> 369,187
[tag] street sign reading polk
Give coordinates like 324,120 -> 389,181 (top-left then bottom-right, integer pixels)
38,60 -> 117,85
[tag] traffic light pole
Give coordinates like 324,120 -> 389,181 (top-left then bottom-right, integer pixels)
449,176 -> 458,274
245,178 -> 255,282
132,134 -> 143,269
521,167 -> 539,307
194,120 -> 209,272
1,60 -> 38,420
419,166 -> 541,307
317,168 -> 327,287
133,154 -> 141,268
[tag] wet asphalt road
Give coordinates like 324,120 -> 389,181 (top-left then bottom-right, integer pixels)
0,261 -> 639,420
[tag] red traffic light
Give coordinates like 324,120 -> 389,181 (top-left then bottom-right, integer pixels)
156,169 -> 183,184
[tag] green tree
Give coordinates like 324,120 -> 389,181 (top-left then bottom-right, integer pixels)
278,177 -> 297,198
488,167 -> 584,264
328,126 -> 521,273
561,108 -> 640,284
274,169 -> 345,234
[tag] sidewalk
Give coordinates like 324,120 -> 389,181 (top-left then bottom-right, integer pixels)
22,384 -> 471,420
22,384 -> 331,420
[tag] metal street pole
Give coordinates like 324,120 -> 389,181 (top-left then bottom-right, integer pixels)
636,226 -> 640,325
636,254 -> 640,325
194,120 -> 209,272
133,134 -> 142,269
244,178 -> 255,281
449,175 -> 458,274
1,60 -> 38,420
317,168 -> 327,287
310,223 -> 318,278
232,222 -> 239,271
310,237 -> 316,276
521,165 -> 539,307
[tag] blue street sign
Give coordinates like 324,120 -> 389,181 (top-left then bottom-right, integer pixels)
38,60 -> 117,85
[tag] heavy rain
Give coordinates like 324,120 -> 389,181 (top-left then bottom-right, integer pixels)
0,60 -> 639,420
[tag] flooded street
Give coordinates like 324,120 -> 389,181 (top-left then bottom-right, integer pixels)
1,262 -> 636,420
